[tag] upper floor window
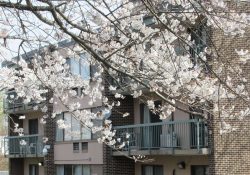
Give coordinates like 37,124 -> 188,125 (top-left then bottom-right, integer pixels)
189,22 -> 207,66
67,54 -> 90,80
56,111 -> 92,142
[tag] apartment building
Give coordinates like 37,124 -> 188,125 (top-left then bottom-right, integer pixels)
1,41 -> 104,175
2,1 -> 250,175
2,39 -> 137,175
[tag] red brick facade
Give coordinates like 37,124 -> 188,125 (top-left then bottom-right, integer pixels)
208,2 -> 250,174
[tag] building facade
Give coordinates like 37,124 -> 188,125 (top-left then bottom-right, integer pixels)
3,1 -> 250,175
2,41 -> 106,175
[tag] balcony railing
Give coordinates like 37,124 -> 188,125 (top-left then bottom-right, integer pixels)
114,119 -> 208,154
4,135 -> 44,157
3,90 -> 46,113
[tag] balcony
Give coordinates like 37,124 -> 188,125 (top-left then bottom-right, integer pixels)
4,135 -> 44,158
3,90 -> 45,114
113,119 -> 209,156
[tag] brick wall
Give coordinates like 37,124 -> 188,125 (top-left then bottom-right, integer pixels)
103,145 -> 135,175
0,155 -> 8,171
103,77 -> 135,175
209,2 -> 250,175
44,91 -> 56,175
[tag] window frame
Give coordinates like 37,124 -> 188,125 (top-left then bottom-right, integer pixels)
73,142 -> 80,152
56,164 -> 91,175
81,142 -> 88,153
66,54 -> 91,80
141,165 -> 163,175
29,164 -> 39,175
191,165 -> 209,175
56,111 -> 92,142
189,22 -> 208,66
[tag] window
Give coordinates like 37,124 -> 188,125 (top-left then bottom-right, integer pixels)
64,113 -> 72,141
142,165 -> 163,175
64,165 -> 72,175
73,142 -> 79,152
140,101 -> 162,148
191,165 -> 208,175
82,142 -> 88,152
190,107 -> 208,148
56,112 -> 91,142
29,119 -> 38,135
56,165 -> 91,175
143,16 -> 155,26
29,164 -> 38,175
67,54 -> 90,80
189,22 -> 207,66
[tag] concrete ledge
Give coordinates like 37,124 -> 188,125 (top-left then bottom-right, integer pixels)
112,148 -> 210,156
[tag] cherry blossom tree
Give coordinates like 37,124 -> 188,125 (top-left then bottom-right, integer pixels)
0,0 -> 249,155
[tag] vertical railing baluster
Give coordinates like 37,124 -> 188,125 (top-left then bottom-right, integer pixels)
127,128 -> 130,155
36,136 -> 38,156
197,119 -> 200,151
139,127 -> 143,149
171,122 -> 173,148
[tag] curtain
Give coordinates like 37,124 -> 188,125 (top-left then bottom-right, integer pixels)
64,165 -> 72,175
29,165 -> 37,175
154,166 -> 163,175
73,165 -> 82,175
56,165 -> 64,175
82,165 -> 91,175
143,166 -> 153,175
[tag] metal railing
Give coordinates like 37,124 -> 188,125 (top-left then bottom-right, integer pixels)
4,135 -> 44,157
114,119 -> 208,152
3,90 -> 47,113
3,90 -> 35,112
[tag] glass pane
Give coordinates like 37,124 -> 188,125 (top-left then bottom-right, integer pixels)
29,165 -> 38,175
72,117 -> 81,140
92,119 -> 103,139
73,165 -> 82,175
64,165 -> 73,175
154,166 -> 163,175
29,119 -> 38,135
191,166 -> 207,175
194,167 -> 204,175
80,54 -> 90,80
56,165 -> 64,175
70,58 -> 80,75
143,166 -> 153,175
81,127 -> 91,140
205,166 -> 209,175
64,113 -> 72,141
56,114 -> 64,141
82,165 -> 91,175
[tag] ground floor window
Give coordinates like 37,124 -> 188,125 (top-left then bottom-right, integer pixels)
142,165 -> 163,175
29,164 -> 38,175
56,165 -> 90,175
191,165 -> 208,175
